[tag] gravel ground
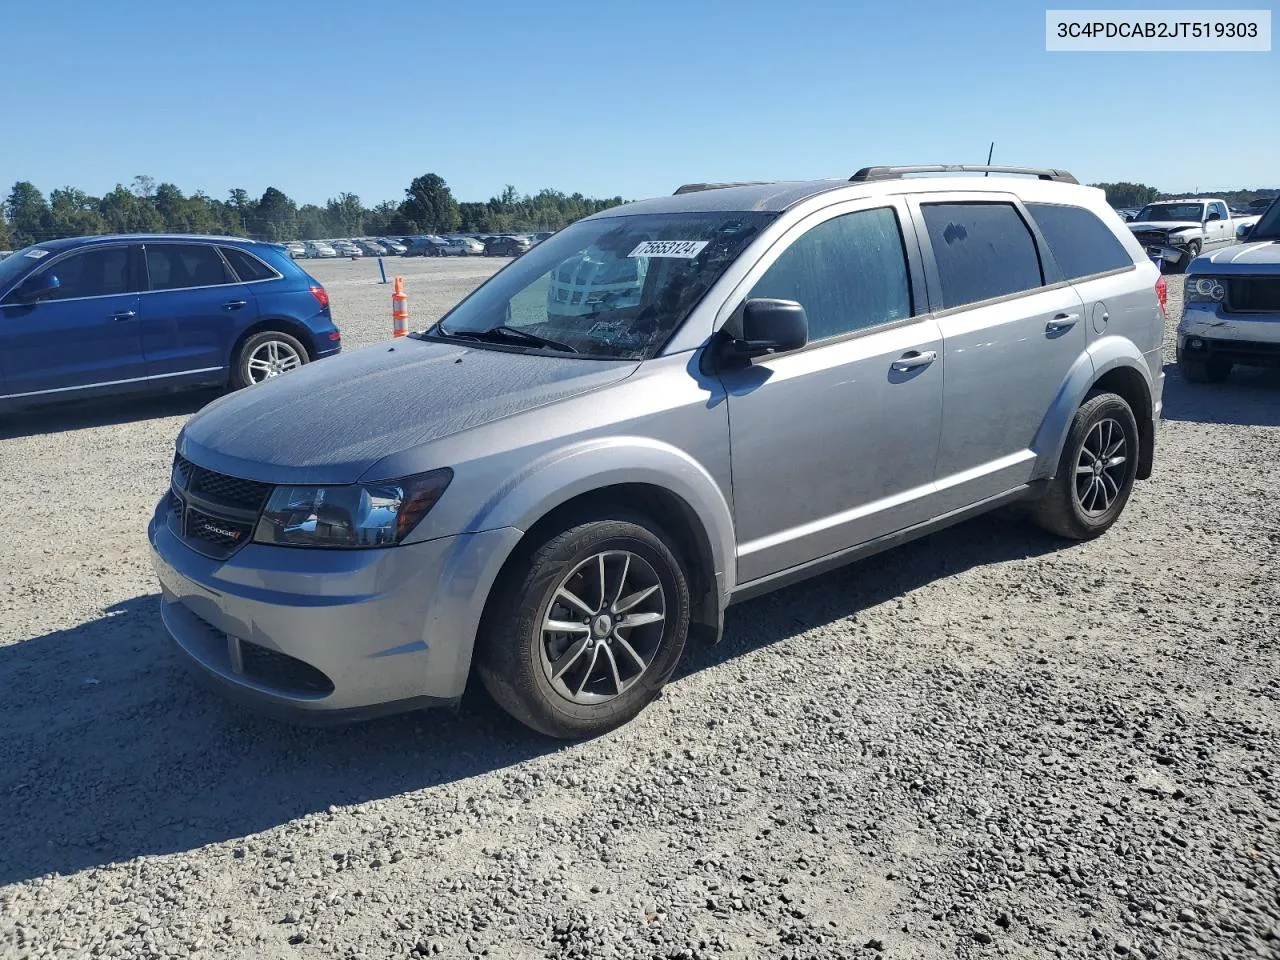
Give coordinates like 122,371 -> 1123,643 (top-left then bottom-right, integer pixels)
1,264 -> 1278,960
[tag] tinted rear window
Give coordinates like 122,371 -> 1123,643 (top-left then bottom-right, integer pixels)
146,244 -> 235,291
221,246 -> 278,282
1026,203 -> 1133,280
922,202 -> 1044,309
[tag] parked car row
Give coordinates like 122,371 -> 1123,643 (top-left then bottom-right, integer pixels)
282,233 -> 551,260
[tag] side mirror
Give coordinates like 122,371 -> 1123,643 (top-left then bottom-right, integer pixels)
17,271 -> 60,301
720,298 -> 808,361
1238,224 -> 1253,240
1124,214 -> 1135,222
1206,210 -> 1222,222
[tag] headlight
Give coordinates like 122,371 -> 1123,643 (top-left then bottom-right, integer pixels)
253,469 -> 452,548
1186,277 -> 1225,304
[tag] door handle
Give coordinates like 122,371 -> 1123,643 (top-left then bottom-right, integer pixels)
891,350 -> 937,372
111,310 -> 136,321
222,300 -> 248,310
1046,313 -> 1079,333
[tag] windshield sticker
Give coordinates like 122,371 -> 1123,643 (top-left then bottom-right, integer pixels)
628,240 -> 708,259
24,249 -> 50,259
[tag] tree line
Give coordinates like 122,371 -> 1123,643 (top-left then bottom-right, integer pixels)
4,174 -> 1275,251
0,173 -> 626,249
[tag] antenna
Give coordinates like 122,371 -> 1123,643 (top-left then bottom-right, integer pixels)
985,142 -> 994,176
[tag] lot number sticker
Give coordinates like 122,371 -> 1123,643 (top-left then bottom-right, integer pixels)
628,240 -> 708,259
24,249 -> 49,259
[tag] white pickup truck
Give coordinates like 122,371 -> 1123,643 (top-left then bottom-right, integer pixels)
1126,198 -> 1259,273
1176,195 -> 1280,383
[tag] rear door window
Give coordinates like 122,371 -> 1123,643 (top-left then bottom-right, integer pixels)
220,246 -> 277,282
748,207 -> 913,341
921,202 -> 1044,309
30,246 -> 133,300
1026,203 -> 1133,280
145,244 -> 235,291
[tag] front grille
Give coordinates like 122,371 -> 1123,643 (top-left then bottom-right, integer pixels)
1133,230 -> 1166,246
171,452 -> 273,559
175,452 -> 272,511
239,640 -> 334,696
1225,278 -> 1280,314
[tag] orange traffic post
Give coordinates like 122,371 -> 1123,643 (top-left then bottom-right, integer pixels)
391,276 -> 408,337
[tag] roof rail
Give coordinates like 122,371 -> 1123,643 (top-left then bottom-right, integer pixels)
673,181 -> 772,195
849,165 -> 1079,185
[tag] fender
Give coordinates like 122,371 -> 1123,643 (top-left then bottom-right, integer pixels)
466,435 -> 738,606
1031,335 -> 1155,480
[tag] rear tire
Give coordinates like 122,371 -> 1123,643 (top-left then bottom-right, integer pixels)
231,330 -> 310,389
1028,392 -> 1139,541
1178,354 -> 1232,383
475,515 -> 691,739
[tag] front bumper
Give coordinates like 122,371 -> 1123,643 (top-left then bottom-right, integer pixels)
1179,305 -> 1280,367
1146,243 -> 1189,265
148,501 -> 522,721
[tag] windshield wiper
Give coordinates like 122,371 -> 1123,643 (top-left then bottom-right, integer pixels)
443,324 -> 577,353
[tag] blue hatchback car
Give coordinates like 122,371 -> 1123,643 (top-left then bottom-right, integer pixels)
0,235 -> 341,409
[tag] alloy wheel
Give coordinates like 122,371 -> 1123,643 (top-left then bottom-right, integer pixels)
246,339 -> 303,383
1074,417 -> 1128,516
539,550 -> 666,705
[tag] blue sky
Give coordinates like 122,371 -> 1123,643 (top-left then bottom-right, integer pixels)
3,0 -> 1275,206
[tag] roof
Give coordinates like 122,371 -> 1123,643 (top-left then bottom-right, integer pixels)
27,233 -> 267,250
586,170 -> 1099,220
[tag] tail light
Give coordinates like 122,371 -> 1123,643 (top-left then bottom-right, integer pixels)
1154,275 -> 1168,318
309,285 -> 330,309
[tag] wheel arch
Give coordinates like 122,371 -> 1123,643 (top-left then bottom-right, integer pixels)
507,482 -> 723,640
1033,338 -> 1156,481
226,316 -> 318,378
465,440 -> 736,647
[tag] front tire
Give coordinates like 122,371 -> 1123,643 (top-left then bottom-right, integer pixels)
1028,392 -> 1140,541
232,330 -> 309,389
1176,241 -> 1201,274
476,515 -> 691,739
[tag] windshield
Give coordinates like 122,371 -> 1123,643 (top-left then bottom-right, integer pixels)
1135,203 -> 1204,223
428,210 -> 773,359
0,244 -> 47,295
1250,197 -> 1280,240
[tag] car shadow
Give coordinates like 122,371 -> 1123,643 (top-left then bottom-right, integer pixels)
678,510 -> 1065,678
1160,361 -> 1280,427
0,389 -> 222,439
0,512 -> 1064,887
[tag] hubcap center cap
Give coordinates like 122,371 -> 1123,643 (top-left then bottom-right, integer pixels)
592,614 -> 613,638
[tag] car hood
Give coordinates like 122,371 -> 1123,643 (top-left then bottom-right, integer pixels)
178,338 -> 639,484
1191,240 -> 1280,274
1128,220 -> 1200,233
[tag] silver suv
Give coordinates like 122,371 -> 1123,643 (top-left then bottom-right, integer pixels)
149,164 -> 1166,738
